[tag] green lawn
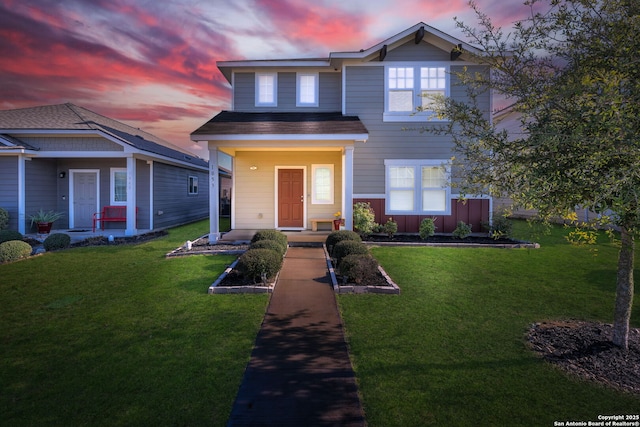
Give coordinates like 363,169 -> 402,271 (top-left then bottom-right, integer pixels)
0,220 -> 268,426
2,220 -> 639,426
339,222 -> 640,426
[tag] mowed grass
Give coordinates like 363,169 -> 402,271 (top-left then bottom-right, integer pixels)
339,221 -> 640,426
0,220 -> 268,426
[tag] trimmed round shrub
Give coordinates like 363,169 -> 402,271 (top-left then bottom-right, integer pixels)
325,230 -> 361,255
0,230 -> 23,244
332,240 -> 369,267
43,233 -> 71,251
249,239 -> 286,257
0,207 -> 9,230
0,240 -> 33,263
339,254 -> 380,285
251,229 -> 288,253
236,248 -> 283,284
489,214 -> 513,240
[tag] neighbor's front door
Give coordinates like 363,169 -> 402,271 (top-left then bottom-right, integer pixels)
72,171 -> 98,228
278,169 -> 304,228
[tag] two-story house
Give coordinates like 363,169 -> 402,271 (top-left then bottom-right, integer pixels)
191,22 -> 491,242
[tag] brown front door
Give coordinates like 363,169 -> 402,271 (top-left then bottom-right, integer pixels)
278,169 -> 304,228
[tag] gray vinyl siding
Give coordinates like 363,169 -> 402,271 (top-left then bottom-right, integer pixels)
25,158 -> 59,232
381,42 -> 450,62
345,62 -> 490,195
0,157 -> 19,230
233,71 -> 341,112
20,136 -> 123,151
153,162 -> 208,229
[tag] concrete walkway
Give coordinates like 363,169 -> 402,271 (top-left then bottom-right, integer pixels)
227,246 -> 366,427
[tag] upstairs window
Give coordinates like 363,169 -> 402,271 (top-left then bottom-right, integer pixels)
385,65 -> 448,121
255,73 -> 277,106
297,73 -> 319,107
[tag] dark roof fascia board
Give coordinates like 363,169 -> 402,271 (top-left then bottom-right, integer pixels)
329,22 -> 483,67
217,59 -> 331,82
193,133 -> 368,142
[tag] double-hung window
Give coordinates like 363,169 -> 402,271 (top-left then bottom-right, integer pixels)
297,73 -> 319,107
385,65 -> 448,121
255,72 -> 277,106
385,160 -> 450,215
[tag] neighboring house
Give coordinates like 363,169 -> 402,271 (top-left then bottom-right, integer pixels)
0,103 -> 210,235
191,22 -> 492,241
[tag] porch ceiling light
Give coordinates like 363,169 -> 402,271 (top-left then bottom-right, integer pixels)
249,165 -> 258,171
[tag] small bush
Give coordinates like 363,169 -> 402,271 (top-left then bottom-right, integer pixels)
251,229 -> 288,253
325,230 -> 361,255
339,254 -> 380,284
332,240 -> 369,267
489,213 -> 513,240
452,221 -> 472,239
353,202 -> 376,237
0,208 -> 8,230
236,248 -> 283,284
382,217 -> 398,238
249,239 -> 286,257
0,230 -> 23,244
43,233 -> 71,251
0,240 -> 32,263
419,218 -> 437,240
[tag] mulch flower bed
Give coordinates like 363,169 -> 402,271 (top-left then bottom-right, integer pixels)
527,320 -> 640,395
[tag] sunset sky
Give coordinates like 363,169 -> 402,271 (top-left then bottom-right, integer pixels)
0,0 -> 530,159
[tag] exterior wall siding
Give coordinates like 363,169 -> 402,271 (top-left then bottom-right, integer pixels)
25,158 -> 59,232
234,150 -> 343,229
0,157 -> 19,230
135,159 -> 151,230
153,163 -> 209,229
355,197 -> 490,234
233,71 -> 342,112
20,136 -> 123,151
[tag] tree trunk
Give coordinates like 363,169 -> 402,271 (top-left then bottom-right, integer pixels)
612,226 -> 634,349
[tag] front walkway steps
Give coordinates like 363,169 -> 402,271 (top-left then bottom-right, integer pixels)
226,247 -> 366,426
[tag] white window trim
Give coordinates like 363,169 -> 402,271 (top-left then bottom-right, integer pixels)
255,72 -> 277,107
311,164 -> 334,204
110,167 -> 127,205
296,72 -> 319,107
384,159 -> 451,215
188,175 -> 198,195
383,63 -> 450,122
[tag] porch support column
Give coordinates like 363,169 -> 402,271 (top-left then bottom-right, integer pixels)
209,148 -> 220,243
17,154 -> 26,234
343,145 -> 354,231
125,156 -> 137,236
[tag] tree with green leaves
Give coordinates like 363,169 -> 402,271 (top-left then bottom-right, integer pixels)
433,0 -> 639,349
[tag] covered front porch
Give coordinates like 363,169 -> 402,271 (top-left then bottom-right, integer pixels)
191,112 -> 368,243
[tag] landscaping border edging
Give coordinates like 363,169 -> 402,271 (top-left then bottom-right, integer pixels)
208,258 -> 278,294
323,244 -> 400,295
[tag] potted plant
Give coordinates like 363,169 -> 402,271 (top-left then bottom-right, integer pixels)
29,209 -> 64,234
333,211 -> 342,231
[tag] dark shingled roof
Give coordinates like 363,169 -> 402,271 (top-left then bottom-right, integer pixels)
0,103 -> 207,168
191,111 -> 368,136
